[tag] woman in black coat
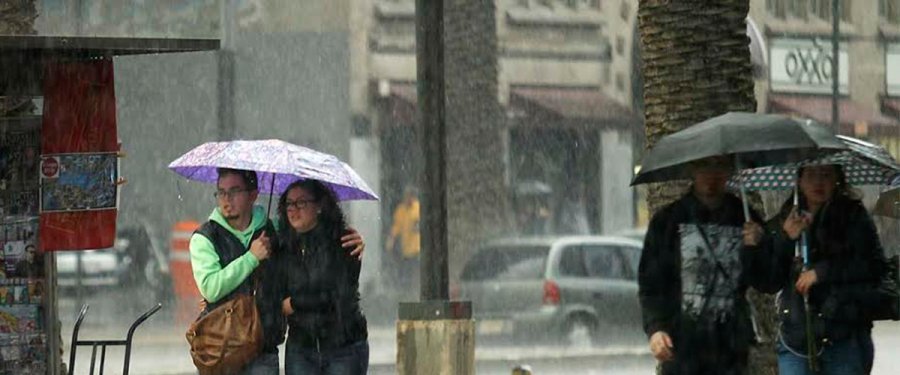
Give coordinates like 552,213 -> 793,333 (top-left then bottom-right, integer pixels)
276,179 -> 368,375
762,165 -> 888,375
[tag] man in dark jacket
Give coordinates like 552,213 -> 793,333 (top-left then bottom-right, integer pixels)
638,156 -> 768,375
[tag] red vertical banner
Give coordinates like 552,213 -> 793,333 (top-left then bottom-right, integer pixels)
40,59 -> 118,251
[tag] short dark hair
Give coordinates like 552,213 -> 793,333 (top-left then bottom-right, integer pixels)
217,168 -> 259,191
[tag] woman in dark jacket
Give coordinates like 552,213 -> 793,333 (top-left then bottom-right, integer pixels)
762,165 -> 887,375
276,179 -> 368,375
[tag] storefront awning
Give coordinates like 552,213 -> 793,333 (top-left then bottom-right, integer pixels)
768,95 -> 899,135
509,87 -> 639,126
380,82 -> 640,129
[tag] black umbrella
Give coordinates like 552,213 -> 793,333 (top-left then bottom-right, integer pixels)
632,112 -> 847,220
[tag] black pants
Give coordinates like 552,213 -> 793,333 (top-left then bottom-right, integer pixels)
660,325 -> 750,375
659,350 -> 748,375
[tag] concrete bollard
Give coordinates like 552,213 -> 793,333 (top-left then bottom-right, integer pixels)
396,301 -> 474,375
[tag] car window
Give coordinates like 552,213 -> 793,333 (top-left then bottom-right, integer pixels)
495,257 -> 546,281
558,246 -> 587,278
582,245 -> 630,280
460,245 -> 549,281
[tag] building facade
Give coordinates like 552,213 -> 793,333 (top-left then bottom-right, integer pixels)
749,0 -> 900,151
360,0 -> 641,277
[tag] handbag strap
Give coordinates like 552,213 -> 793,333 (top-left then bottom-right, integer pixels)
252,270 -> 261,296
695,223 -> 733,281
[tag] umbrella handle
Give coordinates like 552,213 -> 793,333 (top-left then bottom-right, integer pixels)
735,155 -> 751,222
265,174 -> 276,221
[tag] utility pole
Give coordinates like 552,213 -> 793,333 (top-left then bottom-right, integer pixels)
416,0 -> 449,302
396,1 -> 475,373
831,0 -> 840,133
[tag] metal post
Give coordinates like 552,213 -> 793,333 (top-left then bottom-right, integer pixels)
831,0 -> 840,133
218,0 -> 236,140
76,252 -> 84,309
415,0 -> 449,301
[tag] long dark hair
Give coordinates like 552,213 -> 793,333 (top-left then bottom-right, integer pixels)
277,179 -> 348,242
778,164 -> 863,256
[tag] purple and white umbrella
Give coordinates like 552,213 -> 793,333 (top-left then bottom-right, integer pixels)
168,139 -> 379,201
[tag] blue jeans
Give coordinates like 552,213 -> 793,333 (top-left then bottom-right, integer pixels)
858,330 -> 874,374
285,340 -> 369,375
242,351 -> 279,375
777,338 -> 865,375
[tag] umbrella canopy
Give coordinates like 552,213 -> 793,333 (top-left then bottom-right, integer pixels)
632,112 -> 847,185
730,135 -> 900,191
168,139 -> 379,201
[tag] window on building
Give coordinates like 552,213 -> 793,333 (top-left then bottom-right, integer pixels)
564,0 -> 600,9
620,1 -> 630,21
882,0 -> 900,23
812,0 -> 852,23
842,0 -> 852,22
616,35 -> 625,56
768,0 -> 787,19
789,0 -> 808,20
811,0 -> 829,21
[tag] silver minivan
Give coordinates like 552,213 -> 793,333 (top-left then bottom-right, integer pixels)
458,235 -> 644,346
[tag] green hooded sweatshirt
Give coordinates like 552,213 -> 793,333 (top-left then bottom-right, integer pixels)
190,205 -> 267,303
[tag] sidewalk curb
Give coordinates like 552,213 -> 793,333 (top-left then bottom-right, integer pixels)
367,346 -> 651,366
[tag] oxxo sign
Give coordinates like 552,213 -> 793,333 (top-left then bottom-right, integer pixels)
770,37 -> 849,95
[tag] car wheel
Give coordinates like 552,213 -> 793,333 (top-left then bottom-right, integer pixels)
563,316 -> 596,347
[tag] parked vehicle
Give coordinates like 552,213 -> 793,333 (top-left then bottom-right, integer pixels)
56,226 -> 167,296
458,235 -> 643,346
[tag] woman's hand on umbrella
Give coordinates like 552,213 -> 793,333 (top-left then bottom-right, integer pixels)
743,222 -> 764,247
282,298 -> 294,316
342,228 -> 365,260
783,208 -> 811,240
795,270 -> 818,295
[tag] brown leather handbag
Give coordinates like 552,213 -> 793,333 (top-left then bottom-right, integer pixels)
185,289 -> 262,375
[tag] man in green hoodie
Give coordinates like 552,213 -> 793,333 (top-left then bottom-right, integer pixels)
190,168 -> 365,374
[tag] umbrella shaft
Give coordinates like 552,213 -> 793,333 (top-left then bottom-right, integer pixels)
805,296 -> 819,372
734,155 -> 751,222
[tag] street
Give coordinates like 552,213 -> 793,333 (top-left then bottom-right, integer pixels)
55,288 -> 900,375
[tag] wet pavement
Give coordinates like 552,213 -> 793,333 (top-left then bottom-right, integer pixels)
55,288 -> 900,375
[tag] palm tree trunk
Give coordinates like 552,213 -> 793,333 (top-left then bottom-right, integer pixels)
444,0 -> 512,272
638,1 -> 776,374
